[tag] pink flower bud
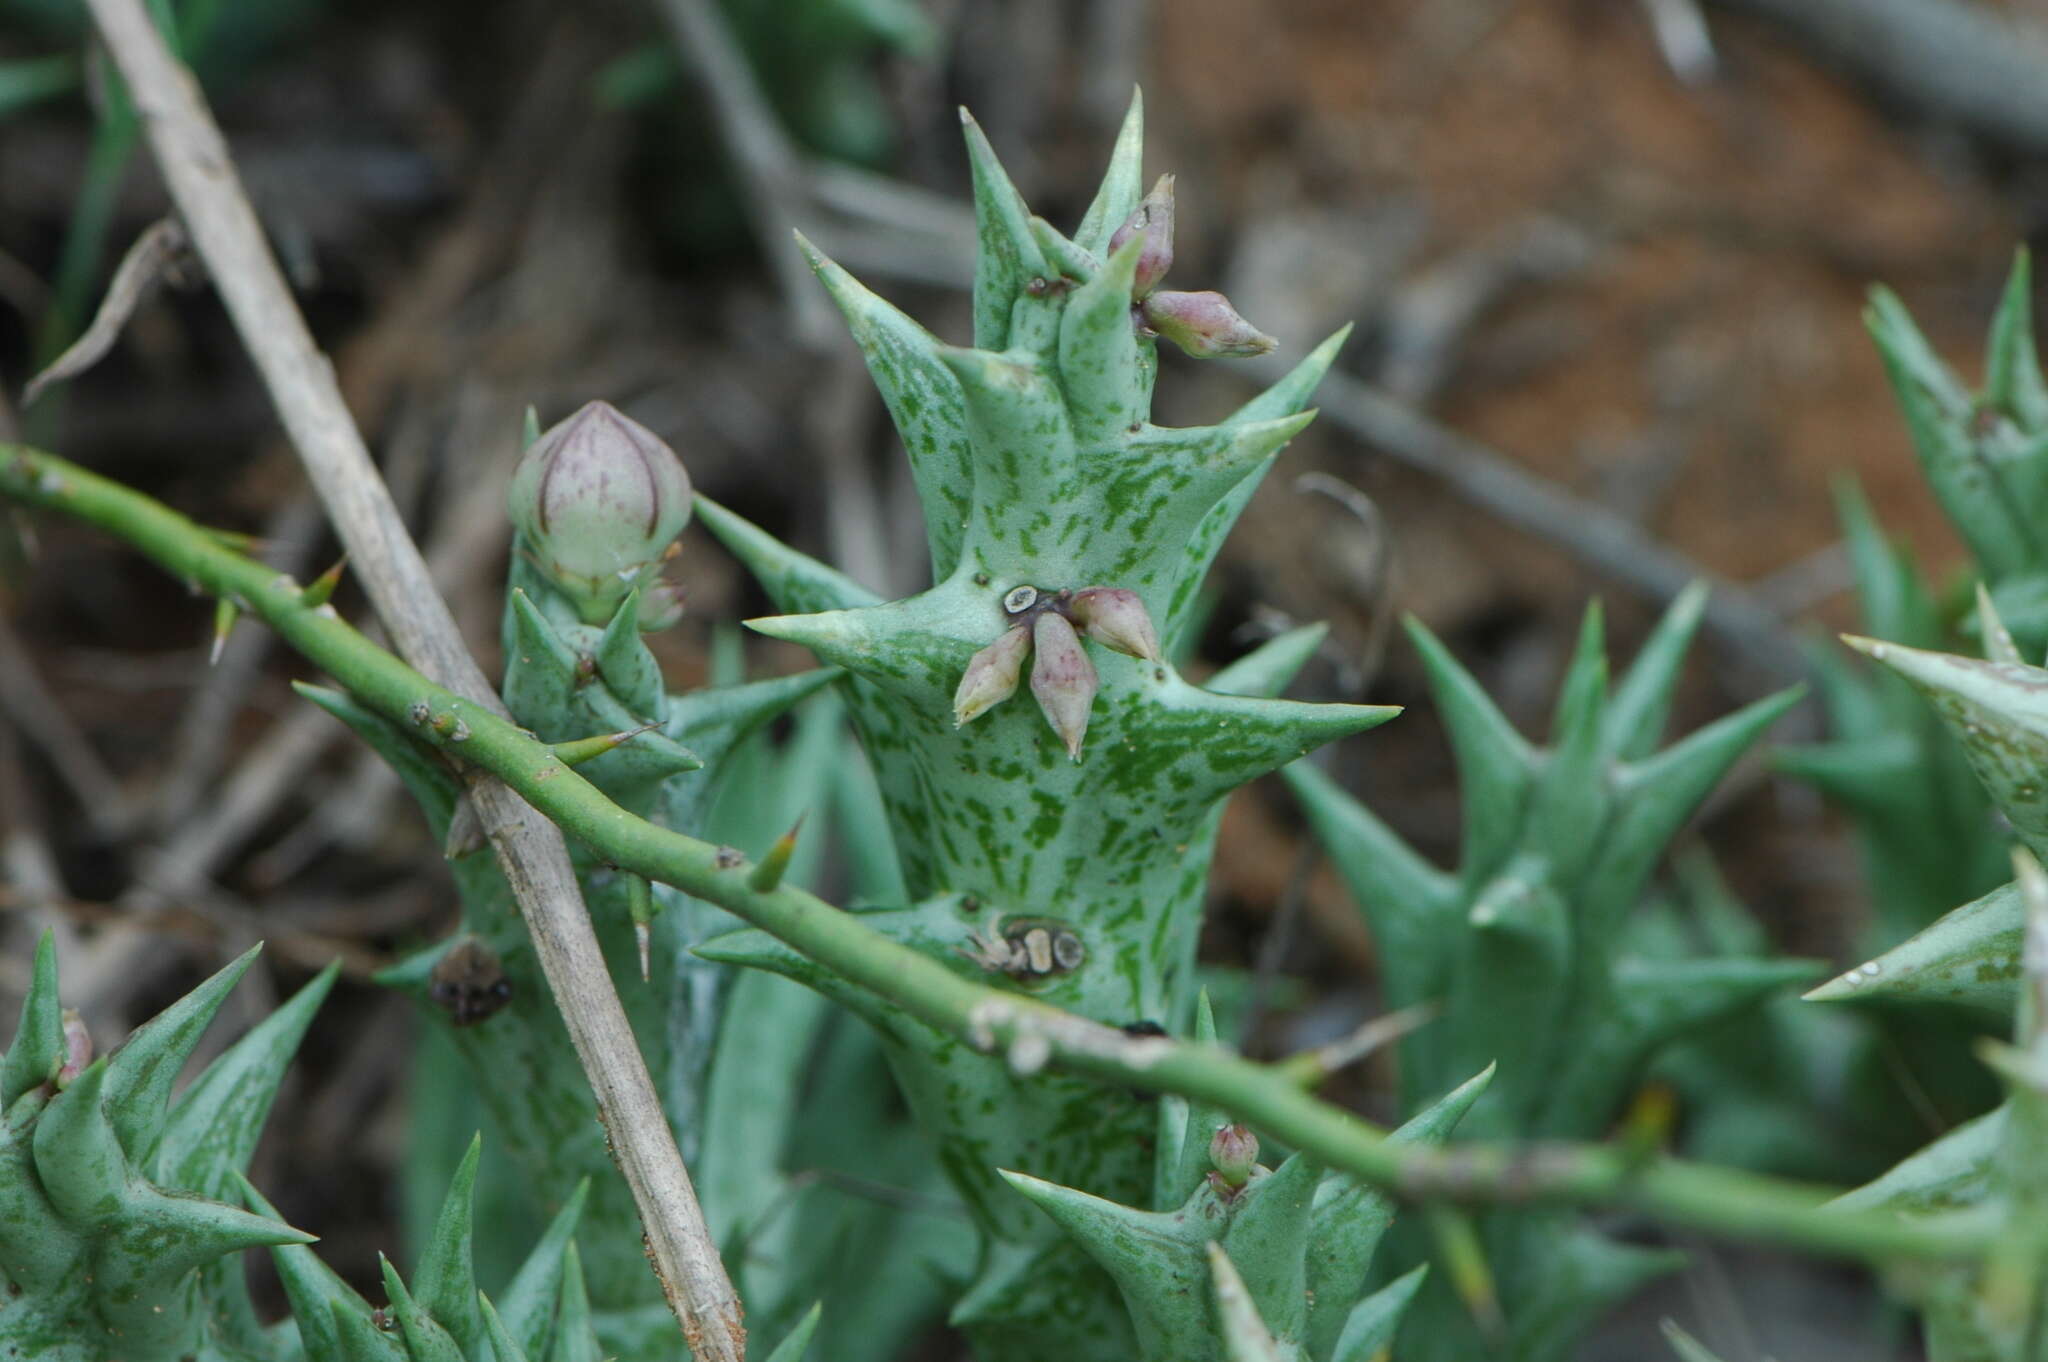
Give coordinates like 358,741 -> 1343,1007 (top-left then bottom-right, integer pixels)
1209,1122 -> 1258,1189
508,401 -> 693,624
55,1008 -> 91,1088
1068,586 -> 1161,662
1108,174 -> 1175,298
954,624 -> 1032,727
1030,612 -> 1098,760
1139,290 -> 1276,359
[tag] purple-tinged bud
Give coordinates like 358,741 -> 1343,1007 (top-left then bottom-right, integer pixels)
1139,290 -> 1276,359
637,578 -> 687,632
1030,612 -> 1098,760
508,401 -> 693,624
955,624 -> 1032,727
1108,173 -> 1175,298
1068,586 -> 1161,662
55,1008 -> 91,1088
1209,1123 -> 1258,1190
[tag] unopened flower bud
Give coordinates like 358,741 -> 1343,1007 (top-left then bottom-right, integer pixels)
1108,174 -> 1175,298
508,401 -> 693,624
1068,586 -> 1161,662
55,1008 -> 91,1088
1140,290 -> 1276,359
637,578 -> 687,632
955,624 -> 1031,726
1209,1122 -> 1258,1190
1030,611 -> 1098,760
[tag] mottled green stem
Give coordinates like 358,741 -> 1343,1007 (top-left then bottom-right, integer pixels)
0,443 -> 1989,1268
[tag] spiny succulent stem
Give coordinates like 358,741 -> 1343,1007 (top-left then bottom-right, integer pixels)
0,440 -> 2000,1269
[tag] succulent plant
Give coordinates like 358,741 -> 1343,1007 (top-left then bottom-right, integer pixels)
995,996 -> 1488,1362
1866,249 -> 2048,652
1809,612 -> 2048,1360
1283,591 -> 1813,1361
0,932 -> 636,1362
686,93 -> 1399,1357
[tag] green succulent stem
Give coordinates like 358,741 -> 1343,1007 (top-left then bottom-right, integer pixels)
0,441 -> 1993,1269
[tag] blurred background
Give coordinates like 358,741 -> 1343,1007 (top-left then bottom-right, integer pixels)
2,0 -> 2044,1356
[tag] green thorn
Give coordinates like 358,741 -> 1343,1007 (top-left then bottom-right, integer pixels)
301,554 -> 347,609
748,815 -> 807,892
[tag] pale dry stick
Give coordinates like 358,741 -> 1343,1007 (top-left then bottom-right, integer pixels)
22,216 -> 189,407
80,3 -> 746,1355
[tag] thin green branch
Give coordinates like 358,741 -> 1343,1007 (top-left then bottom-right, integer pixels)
0,443 -> 1990,1269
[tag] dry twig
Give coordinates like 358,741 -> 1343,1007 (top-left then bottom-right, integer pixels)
22,217 -> 190,408
79,2 -> 745,1354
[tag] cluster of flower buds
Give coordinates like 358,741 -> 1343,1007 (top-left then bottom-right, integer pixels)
1208,1122 -> 1259,1197
506,401 -> 693,627
952,583 -> 1163,760
1112,175 -> 1275,359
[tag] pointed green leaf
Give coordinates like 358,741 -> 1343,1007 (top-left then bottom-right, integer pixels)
1282,759 -> 1456,1016
1000,1168 -> 1213,1361
1059,234 -> 1149,443
412,1133 -> 484,1356
501,588 -> 584,725
1848,637 -> 2048,859
242,1170 -> 385,1362
102,942 -> 260,1161
960,108 -> 1051,350
1832,1105 -> 2007,1215
332,1297 -> 411,1362
1986,247 -> 2048,429
1,929 -> 61,1108
1978,581 -> 2024,664
1228,326 -> 1352,427
497,1178 -> 589,1361
1209,623 -> 1328,700
1331,1263 -> 1428,1362
1807,877 -> 2020,1012
31,1058 -> 126,1223
0,1086 -> 81,1294
1529,606 -> 1609,885
1303,1065 -> 1494,1354
546,1240 -> 603,1362
158,960 -> 338,1199
694,496 -> 883,616
1445,865 -> 1570,1135
1605,581 -> 1708,760
1868,286 -> 2036,576
479,1291 -> 533,1362
763,1301 -> 825,1362
1590,686 -> 1804,934
1404,614 -> 1535,879
382,1254 -> 465,1362
794,233 -> 973,578
1074,88 -> 1145,254
1220,1150 -> 1319,1341
595,588 -> 664,717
